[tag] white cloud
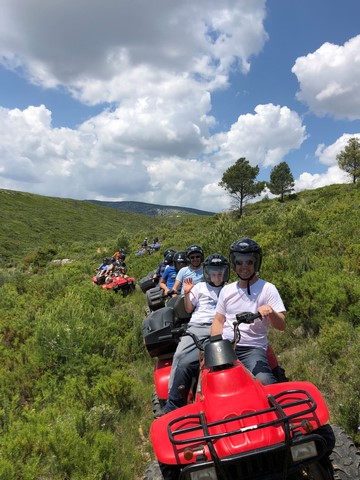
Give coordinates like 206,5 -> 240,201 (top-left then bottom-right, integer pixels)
0,101 -> 308,212
294,134 -> 360,191
207,104 -> 307,169
0,0 -> 268,101
0,1 -> 272,211
315,133 -> 360,166
294,166 -> 350,191
292,35 -> 360,119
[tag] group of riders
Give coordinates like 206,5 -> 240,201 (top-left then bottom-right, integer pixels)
145,239 -> 287,416
94,236 -> 287,416
136,237 -> 161,256
94,249 -> 128,285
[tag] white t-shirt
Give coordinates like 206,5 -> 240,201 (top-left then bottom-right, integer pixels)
216,279 -> 286,350
188,282 -> 222,325
176,266 -> 204,293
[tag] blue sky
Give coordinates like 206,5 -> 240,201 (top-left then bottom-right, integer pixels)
0,0 -> 359,212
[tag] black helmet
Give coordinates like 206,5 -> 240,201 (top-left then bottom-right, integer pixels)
164,252 -> 175,264
186,245 -> 204,262
163,249 -> 176,258
203,254 -> 229,287
102,257 -> 107,263
173,251 -> 187,271
229,238 -> 262,274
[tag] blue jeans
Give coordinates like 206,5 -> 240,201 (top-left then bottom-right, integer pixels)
236,345 -> 277,385
164,324 -> 211,413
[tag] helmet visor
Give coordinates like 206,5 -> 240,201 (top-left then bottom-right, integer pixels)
231,253 -> 255,266
230,252 -> 262,274
204,265 -> 229,285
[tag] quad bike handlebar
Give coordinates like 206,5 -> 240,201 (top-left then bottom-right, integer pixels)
235,311 -> 262,324
232,311 -> 262,347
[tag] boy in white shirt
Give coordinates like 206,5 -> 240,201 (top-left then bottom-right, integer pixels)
163,254 -> 229,413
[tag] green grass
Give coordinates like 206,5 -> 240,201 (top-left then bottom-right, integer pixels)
0,188 -> 212,266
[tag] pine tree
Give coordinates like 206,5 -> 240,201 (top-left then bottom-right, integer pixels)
219,157 -> 266,216
268,161 -> 295,202
336,137 -> 360,184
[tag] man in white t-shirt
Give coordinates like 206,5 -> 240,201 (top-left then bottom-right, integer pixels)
163,254 -> 230,413
211,238 -> 286,385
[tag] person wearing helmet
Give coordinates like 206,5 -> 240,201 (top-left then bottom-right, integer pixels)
96,257 -> 109,272
210,238 -> 286,385
152,249 -> 176,281
113,248 -> 126,261
159,252 -> 177,295
104,256 -> 119,283
94,257 -> 110,283
115,253 -> 127,275
162,254 -> 230,413
171,245 -> 204,294
173,251 -> 187,273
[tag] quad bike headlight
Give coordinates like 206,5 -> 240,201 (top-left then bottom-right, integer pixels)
290,440 -> 317,462
190,466 -> 218,479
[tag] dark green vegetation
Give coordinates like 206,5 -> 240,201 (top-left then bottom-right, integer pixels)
0,183 -> 359,479
86,199 -> 215,216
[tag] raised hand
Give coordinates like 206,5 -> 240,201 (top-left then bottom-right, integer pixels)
183,277 -> 194,294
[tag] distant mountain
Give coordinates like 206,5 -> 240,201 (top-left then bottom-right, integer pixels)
85,200 -> 215,216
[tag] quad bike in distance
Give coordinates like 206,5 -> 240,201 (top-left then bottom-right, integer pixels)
93,272 -> 136,293
143,312 -> 360,480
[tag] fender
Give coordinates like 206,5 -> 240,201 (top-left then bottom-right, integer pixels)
154,357 -> 172,400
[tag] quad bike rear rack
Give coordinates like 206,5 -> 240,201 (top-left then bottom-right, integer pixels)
167,389 -> 329,480
168,389 -> 318,445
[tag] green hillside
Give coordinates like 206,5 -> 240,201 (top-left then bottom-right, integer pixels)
0,183 -> 359,479
0,189 -> 212,266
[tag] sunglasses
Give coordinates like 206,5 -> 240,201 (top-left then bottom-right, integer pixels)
189,255 -> 201,260
235,259 -> 254,266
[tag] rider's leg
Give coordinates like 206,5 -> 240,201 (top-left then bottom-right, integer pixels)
236,346 -> 278,385
164,324 -> 211,413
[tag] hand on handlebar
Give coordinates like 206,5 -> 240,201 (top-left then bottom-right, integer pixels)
235,311 -> 262,325
257,305 -> 273,318
166,289 -> 178,297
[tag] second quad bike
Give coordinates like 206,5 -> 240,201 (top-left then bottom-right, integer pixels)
93,273 -> 136,293
143,311 -> 360,480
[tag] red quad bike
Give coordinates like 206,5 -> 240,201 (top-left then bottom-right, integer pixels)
144,312 -> 360,480
100,274 -> 136,293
